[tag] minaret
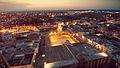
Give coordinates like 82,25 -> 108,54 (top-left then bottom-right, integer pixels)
57,23 -> 62,34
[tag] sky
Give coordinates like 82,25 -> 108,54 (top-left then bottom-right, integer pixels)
0,0 -> 120,11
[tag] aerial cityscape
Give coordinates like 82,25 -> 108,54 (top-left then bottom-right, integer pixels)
0,0 -> 120,68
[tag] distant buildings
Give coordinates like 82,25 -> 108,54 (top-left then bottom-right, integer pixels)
0,10 -> 120,68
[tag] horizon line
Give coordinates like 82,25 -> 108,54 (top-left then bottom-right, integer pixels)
0,9 -> 120,12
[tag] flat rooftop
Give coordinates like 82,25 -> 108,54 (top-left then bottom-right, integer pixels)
8,53 -> 33,66
44,45 -> 78,68
44,36 -> 78,68
2,42 -> 36,66
68,43 -> 108,61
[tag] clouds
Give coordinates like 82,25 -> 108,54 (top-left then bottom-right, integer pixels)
0,0 -> 119,11
0,1 -> 30,11
68,0 -> 120,9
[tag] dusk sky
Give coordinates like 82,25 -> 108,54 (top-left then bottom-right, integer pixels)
0,0 -> 120,11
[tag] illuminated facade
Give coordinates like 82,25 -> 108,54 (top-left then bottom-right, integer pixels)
57,23 -> 62,34
49,23 -> 78,46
